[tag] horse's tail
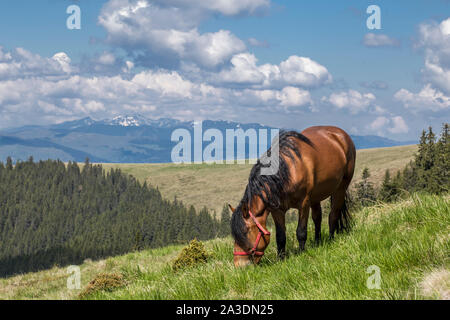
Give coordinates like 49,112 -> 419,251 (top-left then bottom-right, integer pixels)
337,191 -> 353,233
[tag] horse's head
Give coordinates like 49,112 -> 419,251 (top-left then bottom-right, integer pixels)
229,202 -> 271,267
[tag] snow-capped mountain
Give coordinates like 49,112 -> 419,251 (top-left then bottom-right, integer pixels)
0,115 -> 416,163
100,115 -> 184,128
108,115 -> 146,127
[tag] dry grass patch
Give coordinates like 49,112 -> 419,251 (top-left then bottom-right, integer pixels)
356,197 -> 416,225
420,268 -> 450,300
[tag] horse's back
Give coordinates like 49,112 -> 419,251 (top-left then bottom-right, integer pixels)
293,126 -> 356,202
302,126 -> 355,169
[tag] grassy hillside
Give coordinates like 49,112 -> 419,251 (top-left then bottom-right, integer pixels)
100,145 -> 418,216
1,193 -> 448,300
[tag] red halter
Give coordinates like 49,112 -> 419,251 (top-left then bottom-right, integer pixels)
233,210 -> 271,257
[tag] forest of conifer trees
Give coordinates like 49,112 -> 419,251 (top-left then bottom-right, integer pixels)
354,123 -> 449,206
0,158 -> 230,276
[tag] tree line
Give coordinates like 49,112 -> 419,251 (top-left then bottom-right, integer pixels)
354,123 -> 449,207
0,158 -> 231,276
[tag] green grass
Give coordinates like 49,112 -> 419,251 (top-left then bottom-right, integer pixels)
99,145 -> 418,216
2,193 -> 448,300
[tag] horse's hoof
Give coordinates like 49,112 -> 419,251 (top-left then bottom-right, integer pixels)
279,254 -> 286,260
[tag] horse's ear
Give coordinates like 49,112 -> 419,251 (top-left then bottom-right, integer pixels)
228,204 -> 235,213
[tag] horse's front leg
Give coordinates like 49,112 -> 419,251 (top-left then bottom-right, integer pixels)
272,211 -> 286,259
297,198 -> 311,252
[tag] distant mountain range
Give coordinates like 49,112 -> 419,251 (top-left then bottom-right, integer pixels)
0,115 -> 417,163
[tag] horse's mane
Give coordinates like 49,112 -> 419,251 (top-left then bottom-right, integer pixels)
231,131 -> 313,249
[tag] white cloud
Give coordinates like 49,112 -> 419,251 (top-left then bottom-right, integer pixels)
98,0 -> 256,68
441,18 -> 450,36
416,17 -> 450,94
98,52 -> 116,65
363,33 -> 400,47
0,45 -> 319,128
322,89 -> 376,114
277,86 -> 312,107
394,84 -> 450,112
123,103 -> 156,113
52,52 -> 73,73
188,30 -> 246,68
370,116 -> 389,130
369,115 -> 408,135
122,60 -> 134,73
37,100 -> 60,114
132,70 -> 197,98
373,105 -> 388,115
423,59 -> 450,94
0,47 -> 12,61
279,56 -> 332,87
151,0 -> 270,16
389,116 -> 409,134
237,87 -> 312,109
0,47 -> 74,80
216,53 -> 266,85
189,0 -> 269,16
216,53 -> 332,88
393,17 -> 450,115
85,100 -> 106,112
79,51 -> 134,76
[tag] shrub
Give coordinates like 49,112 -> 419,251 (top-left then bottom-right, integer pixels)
78,272 -> 126,299
172,239 -> 209,271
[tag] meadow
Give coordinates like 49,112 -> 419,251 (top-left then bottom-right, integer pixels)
1,193 -> 448,300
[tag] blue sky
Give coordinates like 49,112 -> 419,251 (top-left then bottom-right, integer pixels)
0,0 -> 448,140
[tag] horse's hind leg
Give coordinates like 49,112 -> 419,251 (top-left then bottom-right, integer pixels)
272,212 -> 286,259
311,202 -> 322,244
297,197 -> 311,252
329,183 -> 349,239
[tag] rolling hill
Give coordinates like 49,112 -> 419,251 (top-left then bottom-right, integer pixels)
1,193 -> 448,300
99,144 -> 418,216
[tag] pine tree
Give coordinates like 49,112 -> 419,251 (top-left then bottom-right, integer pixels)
6,156 -> 13,170
379,170 -> 392,202
219,204 -> 231,237
132,230 -> 143,251
432,123 -> 450,193
355,167 -> 376,207
379,169 -> 402,202
412,125 -> 449,194
401,161 -> 417,193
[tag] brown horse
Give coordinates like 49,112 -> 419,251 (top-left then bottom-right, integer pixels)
230,126 -> 356,267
